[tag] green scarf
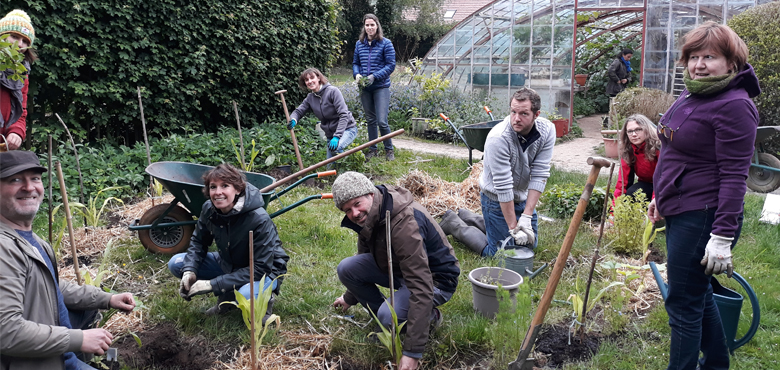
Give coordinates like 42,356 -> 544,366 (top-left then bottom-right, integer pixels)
683,69 -> 736,95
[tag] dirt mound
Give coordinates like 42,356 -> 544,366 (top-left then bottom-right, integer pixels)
111,322 -> 234,369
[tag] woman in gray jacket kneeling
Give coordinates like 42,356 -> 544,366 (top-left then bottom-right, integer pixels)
287,68 -> 358,161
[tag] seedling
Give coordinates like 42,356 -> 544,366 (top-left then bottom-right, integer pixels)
224,274 -> 281,359
70,186 -> 125,228
368,305 -> 405,365
231,138 -> 260,172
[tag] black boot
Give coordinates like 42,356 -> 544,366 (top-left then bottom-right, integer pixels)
458,208 -> 485,234
261,294 -> 276,326
439,210 -> 487,255
205,293 -> 237,316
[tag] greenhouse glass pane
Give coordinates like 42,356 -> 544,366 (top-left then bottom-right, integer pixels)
698,4 -> 724,24
727,3 -> 753,20
647,5 -> 670,28
600,0 -> 619,6
553,66 -> 571,82
645,27 -> 669,52
644,51 -> 670,74
532,47 -> 552,65
622,0 -> 644,6
514,25 -> 532,45
438,45 -> 454,55
513,45 -> 532,65
643,72 -> 667,91
533,25 -> 553,46
439,34 -> 455,47
452,65 -> 472,88
672,28 -> 692,51
530,67 -> 552,88
554,25 -> 573,48
474,46 -> 491,63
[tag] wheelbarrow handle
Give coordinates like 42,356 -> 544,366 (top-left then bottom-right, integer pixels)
484,106 -> 495,121
439,113 -> 449,121
318,170 -> 337,178
321,193 -> 333,199
439,113 -> 471,150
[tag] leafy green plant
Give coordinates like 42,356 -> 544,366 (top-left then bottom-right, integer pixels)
232,139 -> 261,172
540,183 -> 607,221
151,179 -> 164,198
568,278 -> 624,334
0,34 -> 27,81
357,76 -> 372,89
492,283 -> 532,367
225,275 -> 281,359
70,186 -> 125,228
609,192 -> 648,255
641,220 -> 665,264
368,305 -> 406,365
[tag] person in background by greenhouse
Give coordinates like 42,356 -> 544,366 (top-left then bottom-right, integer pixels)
613,113 -> 660,202
169,164 -> 289,319
287,68 -> 357,163
353,13 -> 396,162
439,88 -> 555,257
0,10 -> 37,151
606,48 -> 633,98
648,21 -> 759,370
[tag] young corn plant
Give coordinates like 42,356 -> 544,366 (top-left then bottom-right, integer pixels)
368,305 -> 406,366
231,138 -> 260,172
641,217 -> 666,264
151,179 -> 164,198
568,276 -> 624,336
70,186 -> 125,228
225,274 -> 281,359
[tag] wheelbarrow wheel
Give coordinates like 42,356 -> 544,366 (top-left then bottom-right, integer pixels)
138,204 -> 195,255
747,153 -> 780,193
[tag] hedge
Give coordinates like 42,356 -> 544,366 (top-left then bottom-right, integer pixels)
2,0 -> 340,146
729,1 -> 780,127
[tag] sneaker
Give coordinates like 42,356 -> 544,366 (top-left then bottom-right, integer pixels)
365,149 -> 379,163
430,308 -> 443,331
385,149 -> 395,161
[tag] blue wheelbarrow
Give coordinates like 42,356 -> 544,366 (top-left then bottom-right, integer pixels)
649,262 -> 760,354
129,162 -> 335,254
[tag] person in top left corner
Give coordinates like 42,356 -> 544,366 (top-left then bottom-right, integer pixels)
1,9 -> 38,151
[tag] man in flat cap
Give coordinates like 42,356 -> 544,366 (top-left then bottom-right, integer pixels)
0,150 -> 136,370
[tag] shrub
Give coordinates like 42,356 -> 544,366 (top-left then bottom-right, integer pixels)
610,87 -> 676,126
6,0 -> 340,146
729,2 -> 780,127
608,192 -> 648,256
540,183 -> 607,221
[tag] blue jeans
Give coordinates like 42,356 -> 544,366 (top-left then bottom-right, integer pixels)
480,192 -> 538,257
326,126 -> 358,159
336,254 -> 452,328
664,208 -> 742,370
168,252 -> 276,300
360,87 -> 392,151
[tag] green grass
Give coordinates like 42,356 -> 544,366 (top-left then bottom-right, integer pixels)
37,149 -> 780,369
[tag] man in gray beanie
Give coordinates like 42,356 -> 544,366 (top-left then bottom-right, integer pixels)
330,171 -> 460,370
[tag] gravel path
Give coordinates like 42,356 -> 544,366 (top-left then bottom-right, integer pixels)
394,114 -> 613,173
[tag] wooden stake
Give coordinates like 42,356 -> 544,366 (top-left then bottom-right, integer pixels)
386,210 -> 397,363
233,101 -> 246,169
136,87 -> 152,166
249,230 -> 256,370
48,134 -> 53,244
56,161 -> 81,286
55,114 -> 86,227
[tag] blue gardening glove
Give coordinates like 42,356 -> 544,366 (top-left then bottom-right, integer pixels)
328,137 -> 340,151
287,118 -> 297,130
366,74 -> 375,85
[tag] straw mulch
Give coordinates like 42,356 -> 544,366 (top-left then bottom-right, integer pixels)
397,163 -> 482,218
608,255 -> 665,318
217,331 -> 342,370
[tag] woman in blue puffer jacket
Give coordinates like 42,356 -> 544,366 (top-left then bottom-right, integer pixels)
353,13 -> 396,162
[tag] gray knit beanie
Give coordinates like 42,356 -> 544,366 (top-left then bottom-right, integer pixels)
331,171 -> 376,210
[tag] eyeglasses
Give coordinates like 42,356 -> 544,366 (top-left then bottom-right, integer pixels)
657,122 -> 679,141
626,128 -> 643,135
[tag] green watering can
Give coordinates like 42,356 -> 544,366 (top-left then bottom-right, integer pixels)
650,262 -> 760,354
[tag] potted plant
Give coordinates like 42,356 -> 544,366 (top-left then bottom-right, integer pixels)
601,114 -> 622,159
543,110 -> 569,138
467,266 -> 524,318
574,72 -> 588,87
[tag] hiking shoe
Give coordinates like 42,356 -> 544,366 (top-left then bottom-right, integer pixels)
365,149 -> 379,163
204,301 -> 236,316
385,149 -> 395,161
430,308 -> 443,332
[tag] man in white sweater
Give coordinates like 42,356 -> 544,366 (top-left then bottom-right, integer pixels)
440,88 -> 555,256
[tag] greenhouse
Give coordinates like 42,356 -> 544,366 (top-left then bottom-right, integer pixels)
420,0 -> 775,120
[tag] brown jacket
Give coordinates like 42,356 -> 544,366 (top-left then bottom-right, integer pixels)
0,221 -> 113,370
341,185 -> 460,355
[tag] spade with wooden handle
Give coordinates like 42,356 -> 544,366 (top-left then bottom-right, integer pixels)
508,156 -> 612,370
275,90 -> 304,172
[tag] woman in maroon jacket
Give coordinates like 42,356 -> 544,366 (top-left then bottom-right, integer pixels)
613,114 -> 660,201
0,10 -> 37,150
648,22 -> 759,370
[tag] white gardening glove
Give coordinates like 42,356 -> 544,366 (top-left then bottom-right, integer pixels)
510,228 -> 528,245
186,280 -> 213,299
700,233 -> 734,277
180,271 -> 197,300
512,214 -> 535,246
355,74 -> 362,82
